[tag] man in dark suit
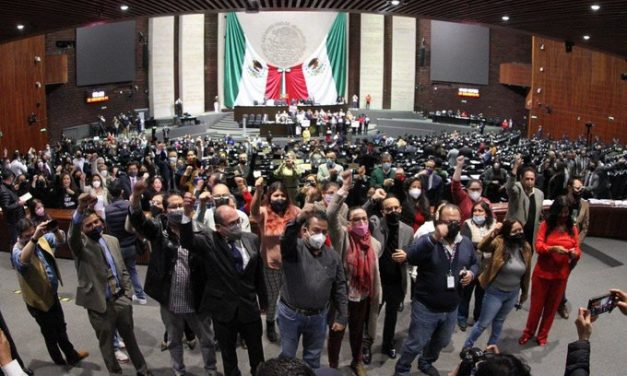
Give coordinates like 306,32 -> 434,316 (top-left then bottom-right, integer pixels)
68,193 -> 151,375
364,196 -> 415,362
116,161 -> 140,200
180,203 -> 267,376
0,168 -> 25,247
128,182 -> 217,376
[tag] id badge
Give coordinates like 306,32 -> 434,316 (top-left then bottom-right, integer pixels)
446,274 -> 455,290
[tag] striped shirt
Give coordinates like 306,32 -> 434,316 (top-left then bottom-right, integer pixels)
168,246 -> 194,314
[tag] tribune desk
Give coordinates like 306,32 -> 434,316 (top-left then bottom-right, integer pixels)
234,104 -> 348,123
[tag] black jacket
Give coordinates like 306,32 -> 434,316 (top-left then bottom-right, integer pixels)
564,340 -> 590,376
180,221 -> 267,323
105,199 -> 136,248
129,208 -> 204,310
0,182 -> 25,224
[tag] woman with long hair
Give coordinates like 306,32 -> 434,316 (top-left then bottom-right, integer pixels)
80,173 -> 111,219
463,219 -> 532,349
251,178 -> 301,343
458,201 -> 498,331
326,171 -> 381,375
27,198 -> 51,226
519,195 -> 581,346
54,172 -> 78,209
395,177 -> 431,232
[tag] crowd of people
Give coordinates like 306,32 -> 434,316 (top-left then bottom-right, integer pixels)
1,125 -> 627,376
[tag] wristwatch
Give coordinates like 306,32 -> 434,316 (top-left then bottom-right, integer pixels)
30,238 -> 38,245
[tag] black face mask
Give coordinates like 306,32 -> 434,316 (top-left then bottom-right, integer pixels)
507,233 -> 526,245
150,206 -> 163,217
446,221 -> 461,240
385,212 -> 400,226
270,199 -> 288,213
86,225 -> 104,240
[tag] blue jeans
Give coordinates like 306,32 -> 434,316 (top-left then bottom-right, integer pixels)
121,245 -> 146,299
277,301 -> 328,369
463,286 -> 519,348
394,300 -> 457,376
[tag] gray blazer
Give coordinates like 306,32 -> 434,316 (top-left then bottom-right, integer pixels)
505,175 -> 545,248
69,219 -> 132,314
369,214 -> 415,299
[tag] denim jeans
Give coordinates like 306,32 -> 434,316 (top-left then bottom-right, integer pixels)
463,286 -> 519,348
121,245 -> 146,299
394,300 -> 457,376
277,301 -> 328,369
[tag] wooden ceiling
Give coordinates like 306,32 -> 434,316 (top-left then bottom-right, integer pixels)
2,0 -> 626,57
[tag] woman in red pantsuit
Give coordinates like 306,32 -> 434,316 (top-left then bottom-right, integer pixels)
519,196 -> 581,346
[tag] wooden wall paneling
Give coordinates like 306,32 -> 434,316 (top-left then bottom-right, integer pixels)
382,15 -> 392,109
204,13 -> 218,111
45,54 -> 68,84
0,36 -> 48,153
530,37 -> 627,143
499,63 -> 531,87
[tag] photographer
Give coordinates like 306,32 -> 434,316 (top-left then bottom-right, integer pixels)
566,290 -> 627,376
12,218 -> 89,366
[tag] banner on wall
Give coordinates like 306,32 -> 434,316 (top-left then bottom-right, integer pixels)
224,12 -> 346,108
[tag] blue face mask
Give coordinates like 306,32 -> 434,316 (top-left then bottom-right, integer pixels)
383,162 -> 392,170
472,215 -> 486,226
327,160 -> 335,168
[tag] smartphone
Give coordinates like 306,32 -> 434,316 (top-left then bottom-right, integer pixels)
588,293 -> 617,316
47,219 -> 59,231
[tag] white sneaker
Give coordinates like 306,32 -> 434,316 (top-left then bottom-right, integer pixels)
132,295 -> 148,305
117,338 -> 126,349
115,349 -> 129,363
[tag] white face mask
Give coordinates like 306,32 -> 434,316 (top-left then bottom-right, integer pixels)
469,191 -> 482,202
100,170 -> 108,177
307,232 -> 326,250
92,180 -> 101,188
409,188 -> 422,199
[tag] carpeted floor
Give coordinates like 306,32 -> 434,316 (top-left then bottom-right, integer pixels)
1,235 -> 626,375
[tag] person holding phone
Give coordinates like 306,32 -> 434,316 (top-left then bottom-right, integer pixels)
520,196 -> 581,346
12,218 -> 89,367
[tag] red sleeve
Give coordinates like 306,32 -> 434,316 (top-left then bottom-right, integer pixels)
242,190 -> 253,215
535,221 -> 550,254
451,179 -> 467,205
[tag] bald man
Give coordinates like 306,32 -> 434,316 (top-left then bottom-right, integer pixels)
181,204 -> 266,376
195,183 -> 251,232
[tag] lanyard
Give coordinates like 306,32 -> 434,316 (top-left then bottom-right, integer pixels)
444,242 -> 458,274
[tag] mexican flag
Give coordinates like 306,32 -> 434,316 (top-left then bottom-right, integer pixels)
224,12 -> 346,108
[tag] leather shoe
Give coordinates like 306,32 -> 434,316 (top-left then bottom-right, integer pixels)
68,350 -> 89,366
22,368 -> 34,376
558,303 -> 569,319
458,322 -> 467,332
518,334 -> 532,345
362,345 -> 372,365
383,347 -> 397,359
418,364 -> 440,376
350,361 -> 367,376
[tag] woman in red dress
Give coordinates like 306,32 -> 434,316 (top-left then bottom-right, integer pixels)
519,195 -> 581,346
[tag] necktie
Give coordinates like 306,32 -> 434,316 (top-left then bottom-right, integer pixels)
229,241 -> 244,273
130,177 -> 136,190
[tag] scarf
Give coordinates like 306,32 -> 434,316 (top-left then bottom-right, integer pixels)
346,231 -> 376,297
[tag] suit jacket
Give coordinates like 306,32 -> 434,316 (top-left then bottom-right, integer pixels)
68,218 -> 132,314
180,222 -> 267,324
129,208 -> 205,309
575,199 -> 590,244
369,214 -> 414,298
505,175 -> 544,247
